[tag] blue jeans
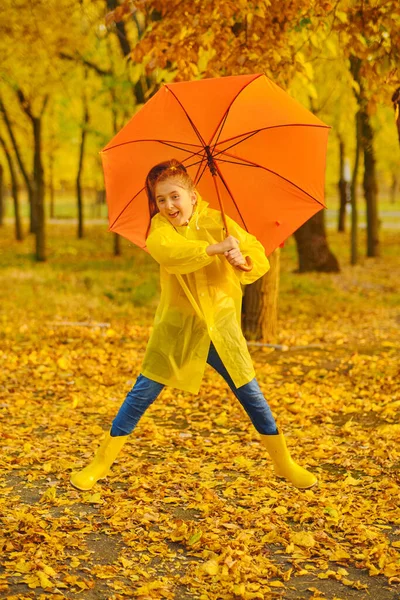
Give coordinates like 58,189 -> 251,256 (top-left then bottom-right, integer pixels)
111,342 -> 278,436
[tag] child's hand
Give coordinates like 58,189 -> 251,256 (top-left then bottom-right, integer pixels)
219,235 -> 240,253
224,247 -> 247,267
206,236 -> 241,258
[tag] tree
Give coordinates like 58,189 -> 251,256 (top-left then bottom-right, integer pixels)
334,0 -> 400,259
242,249 -> 280,342
392,87 -> 400,147
0,97 -> 35,233
0,133 -> 23,241
0,0 -> 86,259
16,90 -> 49,260
0,161 -> 3,227
76,70 -> 90,239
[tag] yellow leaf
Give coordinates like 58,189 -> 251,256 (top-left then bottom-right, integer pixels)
343,475 -> 361,486
269,580 -> 285,587
88,492 -> 102,504
329,547 -> 350,560
214,412 -> 228,427
290,532 -> 316,548
38,571 -> 53,589
14,559 -> 31,574
383,564 -> 400,578
336,10 -> 348,22
91,425 -> 104,435
202,559 -> 219,575
57,356 -> 69,370
274,506 -> 288,515
25,574 -> 40,589
40,487 -> 57,503
233,583 -> 245,594
188,531 -> 203,545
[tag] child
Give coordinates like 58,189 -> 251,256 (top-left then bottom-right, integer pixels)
70,159 -> 317,491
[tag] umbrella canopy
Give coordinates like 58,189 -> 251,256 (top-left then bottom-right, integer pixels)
101,73 -> 330,256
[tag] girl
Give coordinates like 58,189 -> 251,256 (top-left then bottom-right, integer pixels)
70,159 -> 317,491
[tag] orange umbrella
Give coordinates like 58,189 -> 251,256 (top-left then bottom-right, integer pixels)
101,73 -> 330,258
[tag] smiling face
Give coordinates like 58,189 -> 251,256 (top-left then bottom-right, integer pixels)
155,178 -> 197,226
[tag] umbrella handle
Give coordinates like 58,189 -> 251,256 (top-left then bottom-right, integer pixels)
235,255 -> 253,272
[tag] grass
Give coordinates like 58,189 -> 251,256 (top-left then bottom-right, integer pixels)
0,220 -> 398,334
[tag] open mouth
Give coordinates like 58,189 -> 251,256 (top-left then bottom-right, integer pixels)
169,211 -> 179,218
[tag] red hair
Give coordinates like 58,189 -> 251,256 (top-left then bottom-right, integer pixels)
145,159 -> 194,238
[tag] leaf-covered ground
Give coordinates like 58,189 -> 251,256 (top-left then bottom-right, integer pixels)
0,224 -> 399,600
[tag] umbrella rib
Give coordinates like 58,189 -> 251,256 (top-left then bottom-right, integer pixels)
208,73 -> 263,147
213,162 -> 250,232
102,138 -> 202,153
109,185 -> 145,232
165,85 -> 207,147
159,141 -> 204,156
217,151 -> 327,208
186,156 -> 251,170
213,131 -> 260,157
213,123 -> 330,159
212,157 -> 258,168
194,159 -> 209,187
210,110 -> 230,155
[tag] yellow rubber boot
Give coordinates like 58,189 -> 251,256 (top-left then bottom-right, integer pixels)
259,432 -> 317,490
70,431 -> 128,491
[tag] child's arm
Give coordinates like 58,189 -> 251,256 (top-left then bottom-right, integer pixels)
224,215 -> 271,285
146,227 -> 237,275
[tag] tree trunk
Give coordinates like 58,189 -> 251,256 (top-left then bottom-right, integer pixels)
294,210 -> 340,272
0,97 -> 35,232
390,173 -> 397,204
0,163 -> 3,227
77,89 -> 89,239
0,135 -> 23,240
33,116 -> 46,261
49,151 -> 55,219
109,86 -> 123,256
351,111 -> 362,266
113,232 -> 121,256
392,87 -> 400,146
360,106 -> 379,257
242,249 -> 280,342
294,96 -> 339,272
337,137 -> 347,232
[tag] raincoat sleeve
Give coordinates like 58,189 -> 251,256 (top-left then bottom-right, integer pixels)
225,215 -> 270,285
146,227 -> 215,275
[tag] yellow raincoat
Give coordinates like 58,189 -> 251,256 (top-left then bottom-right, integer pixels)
142,195 -> 270,394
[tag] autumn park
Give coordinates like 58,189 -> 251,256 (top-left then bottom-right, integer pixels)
1,0 -> 400,599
